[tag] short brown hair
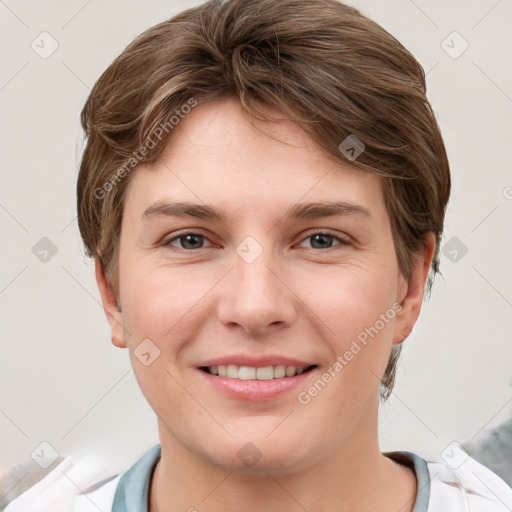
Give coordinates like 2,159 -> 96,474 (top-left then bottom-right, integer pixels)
77,0 -> 451,401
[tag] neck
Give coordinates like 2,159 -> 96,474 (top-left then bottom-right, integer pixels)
149,407 -> 417,512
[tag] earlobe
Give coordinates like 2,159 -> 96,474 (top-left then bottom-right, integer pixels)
393,233 -> 436,345
94,256 -> 127,349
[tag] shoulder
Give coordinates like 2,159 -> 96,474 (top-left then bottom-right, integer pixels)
424,444 -> 512,511
2,444 -> 161,512
2,454 -> 120,512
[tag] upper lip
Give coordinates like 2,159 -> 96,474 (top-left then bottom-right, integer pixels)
197,355 -> 317,369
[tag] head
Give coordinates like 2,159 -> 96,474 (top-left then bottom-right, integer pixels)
77,0 -> 450,472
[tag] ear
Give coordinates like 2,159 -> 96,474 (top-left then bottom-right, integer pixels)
393,233 -> 436,345
95,256 -> 127,349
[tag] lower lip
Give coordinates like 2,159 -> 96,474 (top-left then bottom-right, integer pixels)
197,368 -> 315,401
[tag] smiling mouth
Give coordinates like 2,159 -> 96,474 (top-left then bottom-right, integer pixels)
199,364 -> 318,380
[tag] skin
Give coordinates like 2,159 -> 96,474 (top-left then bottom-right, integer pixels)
96,96 -> 435,512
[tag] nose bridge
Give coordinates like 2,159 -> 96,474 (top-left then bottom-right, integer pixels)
216,241 -> 296,335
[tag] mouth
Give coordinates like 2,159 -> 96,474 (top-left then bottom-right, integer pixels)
199,364 -> 318,380
196,356 -> 319,401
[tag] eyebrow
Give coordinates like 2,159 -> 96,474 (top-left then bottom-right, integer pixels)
140,200 -> 372,223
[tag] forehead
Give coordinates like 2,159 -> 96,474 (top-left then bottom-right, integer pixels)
123,96 -> 386,222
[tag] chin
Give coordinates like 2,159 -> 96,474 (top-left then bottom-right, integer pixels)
200,432 -> 318,475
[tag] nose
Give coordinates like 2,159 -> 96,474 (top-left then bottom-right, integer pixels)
216,251 -> 298,336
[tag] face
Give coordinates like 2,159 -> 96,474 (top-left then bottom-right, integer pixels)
97,96 -> 432,474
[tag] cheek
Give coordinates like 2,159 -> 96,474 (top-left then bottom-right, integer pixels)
123,271 -> 192,336
119,266 -> 208,415
119,262 -> 225,359
299,262 -> 399,339
295,269 -> 399,425
296,261 -> 400,404
121,250 -> 400,348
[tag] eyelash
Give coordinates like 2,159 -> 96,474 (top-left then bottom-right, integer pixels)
162,230 -> 351,251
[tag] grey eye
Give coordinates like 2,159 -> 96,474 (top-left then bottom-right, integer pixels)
165,233 -> 211,250
308,233 -> 335,249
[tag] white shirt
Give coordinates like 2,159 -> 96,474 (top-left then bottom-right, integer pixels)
4,443 -> 512,511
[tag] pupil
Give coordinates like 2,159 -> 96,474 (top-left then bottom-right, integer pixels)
182,234 -> 203,249
311,234 -> 332,249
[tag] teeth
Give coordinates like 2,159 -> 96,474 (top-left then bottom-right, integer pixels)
273,365 -> 286,378
207,364 -> 310,379
226,364 -> 238,378
285,366 -> 296,377
238,366 -> 256,380
256,366 -> 274,380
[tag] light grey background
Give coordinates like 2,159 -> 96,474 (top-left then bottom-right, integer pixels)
1,0 -> 511,476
